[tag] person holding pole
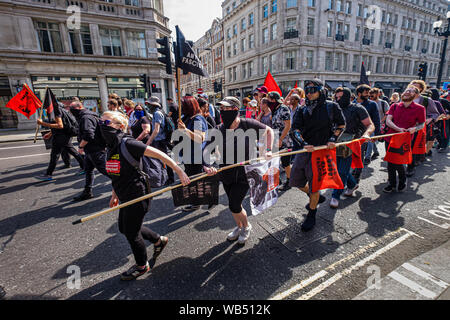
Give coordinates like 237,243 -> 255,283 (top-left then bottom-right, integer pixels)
100,111 -> 190,281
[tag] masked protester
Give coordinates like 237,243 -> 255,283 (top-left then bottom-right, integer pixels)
330,87 -> 374,209
430,88 -> 450,153
289,79 -> 346,231
130,104 -> 151,144
101,111 -> 190,281
383,86 -> 426,193
203,97 -> 274,245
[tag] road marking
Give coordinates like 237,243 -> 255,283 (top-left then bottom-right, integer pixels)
0,153 -> 49,161
270,228 -> 405,300
388,271 -> 438,299
297,233 -> 412,300
418,216 -> 450,229
0,144 -> 45,150
401,263 -> 449,289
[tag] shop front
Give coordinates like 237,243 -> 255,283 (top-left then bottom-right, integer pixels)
0,76 -> 16,129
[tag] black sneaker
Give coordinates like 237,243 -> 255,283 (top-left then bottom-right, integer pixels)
305,195 -> 326,210
406,168 -> 416,177
371,153 -> 379,161
301,210 -> 317,232
73,189 -> 94,202
35,174 -> 54,182
61,164 -> 71,169
383,185 -> 394,193
397,183 -> 407,192
181,205 -> 200,212
363,158 -> 371,165
120,263 -> 150,281
152,236 -> 168,260
280,180 -> 292,191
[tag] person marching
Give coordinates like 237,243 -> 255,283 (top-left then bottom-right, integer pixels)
289,79 -> 346,232
101,111 -> 190,280
330,87 -> 374,208
130,104 -> 151,144
203,97 -> 274,245
256,98 -> 273,127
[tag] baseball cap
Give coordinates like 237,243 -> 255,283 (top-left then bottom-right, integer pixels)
249,100 -> 258,108
268,91 -> 283,104
217,96 -> 241,109
256,86 -> 269,94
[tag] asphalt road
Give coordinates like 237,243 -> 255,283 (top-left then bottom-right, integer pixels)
0,140 -> 449,300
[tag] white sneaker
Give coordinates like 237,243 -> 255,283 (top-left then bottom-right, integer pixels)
227,227 -> 241,241
344,184 -> 359,197
330,198 -> 339,209
238,224 -> 252,245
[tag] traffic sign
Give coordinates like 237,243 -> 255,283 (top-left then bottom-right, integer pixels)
197,88 -> 203,94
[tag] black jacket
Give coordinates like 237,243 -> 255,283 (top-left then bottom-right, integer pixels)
78,109 -> 106,153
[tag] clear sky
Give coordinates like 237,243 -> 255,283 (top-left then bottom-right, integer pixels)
164,0 -> 223,42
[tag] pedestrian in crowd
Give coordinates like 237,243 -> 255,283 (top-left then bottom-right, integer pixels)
254,86 -> 269,105
383,86 -> 425,193
109,93 -> 125,114
60,103 -> 76,168
177,96 -> 209,212
199,93 -> 218,124
203,97 -> 274,245
285,87 -> 305,108
102,111 -> 190,280
288,94 -> 302,122
130,104 -> 151,144
379,90 -> 390,104
35,103 -> 85,181
70,101 -> 109,202
167,97 -> 179,126
108,99 -> 121,112
368,88 -> 389,161
431,88 -> 450,153
197,97 -> 216,129
267,91 -> 293,191
241,97 -> 251,118
257,97 -> 272,127
390,92 -> 400,105
330,87 -> 374,209
290,79 -> 346,231
123,99 -> 136,118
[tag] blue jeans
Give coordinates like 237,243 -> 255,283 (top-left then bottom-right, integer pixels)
332,155 -> 357,200
364,134 -> 378,160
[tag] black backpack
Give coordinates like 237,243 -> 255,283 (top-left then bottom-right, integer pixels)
61,108 -> 79,137
154,109 -> 175,148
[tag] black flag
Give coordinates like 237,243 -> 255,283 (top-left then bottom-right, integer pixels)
42,88 -> 62,123
359,61 -> 370,86
175,26 -> 209,77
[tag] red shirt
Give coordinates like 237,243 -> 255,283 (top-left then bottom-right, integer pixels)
385,102 -> 426,142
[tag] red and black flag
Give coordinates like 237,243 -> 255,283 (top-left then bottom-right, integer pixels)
412,127 -> 426,155
347,139 -> 365,169
384,132 -> 412,165
310,149 -> 344,193
5,84 -> 41,119
175,26 -> 208,77
42,88 -> 62,122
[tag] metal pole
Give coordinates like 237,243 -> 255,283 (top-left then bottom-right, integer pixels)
436,33 -> 448,90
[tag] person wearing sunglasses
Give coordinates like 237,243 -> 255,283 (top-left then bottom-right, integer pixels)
100,111 -> 190,281
289,79 -> 346,232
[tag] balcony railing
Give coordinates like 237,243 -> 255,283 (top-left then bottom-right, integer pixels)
362,38 -> 371,45
421,48 -> 427,54
284,29 -> 299,39
335,34 -> 345,41
405,46 -> 411,51
385,42 -> 392,48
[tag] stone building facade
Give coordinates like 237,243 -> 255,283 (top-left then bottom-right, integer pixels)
0,0 -> 174,129
221,0 -> 450,99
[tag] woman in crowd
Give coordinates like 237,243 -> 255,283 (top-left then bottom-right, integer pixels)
257,97 -> 272,127
197,97 -> 216,129
101,111 -> 190,280
390,92 -> 400,105
129,104 -> 152,144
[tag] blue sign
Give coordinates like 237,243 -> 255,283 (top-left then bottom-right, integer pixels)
443,82 -> 449,91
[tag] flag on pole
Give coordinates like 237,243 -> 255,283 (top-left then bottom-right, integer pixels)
171,176 -> 219,207
310,149 -> 344,193
175,26 -> 209,77
5,84 -> 41,119
359,62 -> 370,86
42,88 -> 62,122
244,158 -> 280,215
263,71 -> 282,96
412,127 -> 426,155
347,139 -> 365,169
384,132 -> 412,165
294,81 -> 298,89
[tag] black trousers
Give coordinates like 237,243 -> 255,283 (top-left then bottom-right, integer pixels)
84,150 -> 108,189
118,198 -> 159,266
46,134 -> 84,176
222,181 -> 249,214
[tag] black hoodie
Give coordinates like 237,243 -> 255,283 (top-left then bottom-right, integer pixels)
78,109 -> 106,153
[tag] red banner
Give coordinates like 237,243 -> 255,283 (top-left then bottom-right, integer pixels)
384,132 -> 412,165
5,84 -> 41,119
347,139 -> 365,169
412,127 -> 426,155
263,71 -> 282,96
311,149 -> 344,193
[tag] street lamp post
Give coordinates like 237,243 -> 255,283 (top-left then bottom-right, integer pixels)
433,11 -> 450,90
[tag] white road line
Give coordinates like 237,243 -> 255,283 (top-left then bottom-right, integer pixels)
0,153 -> 49,161
270,270 -> 328,300
388,271 -> 438,299
418,216 -> 450,229
297,233 -> 412,300
0,144 -> 45,150
401,263 -> 449,289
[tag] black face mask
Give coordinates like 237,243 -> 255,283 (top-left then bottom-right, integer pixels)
70,108 -> 82,119
221,110 -> 239,129
337,89 -> 352,109
269,101 -> 278,112
100,124 -> 122,147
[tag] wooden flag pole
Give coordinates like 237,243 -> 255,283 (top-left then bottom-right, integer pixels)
33,86 -> 47,143
176,67 -> 182,122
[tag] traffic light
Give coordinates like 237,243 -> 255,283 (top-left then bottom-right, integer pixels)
151,83 -> 157,93
418,62 -> 428,81
156,36 -> 172,75
139,74 -> 148,94
213,81 -> 218,93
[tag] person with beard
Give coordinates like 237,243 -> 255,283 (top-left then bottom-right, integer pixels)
330,87 -> 374,208
177,96 -> 209,212
101,111 -> 190,280
430,88 -> 450,153
383,86 -> 425,193
70,101 -> 109,201
202,97 -> 274,245
130,104 -> 151,144
289,79 -> 346,231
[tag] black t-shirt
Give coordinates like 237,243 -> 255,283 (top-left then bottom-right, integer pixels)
50,105 -> 65,136
106,135 -> 148,202
169,103 -> 179,125
341,103 -> 370,138
205,115 -> 216,129
130,116 -> 151,144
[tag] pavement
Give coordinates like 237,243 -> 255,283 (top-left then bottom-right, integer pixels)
0,129 -> 42,143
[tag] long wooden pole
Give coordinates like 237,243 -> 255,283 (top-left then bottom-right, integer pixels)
33,104 -> 44,144
176,67 -> 182,122
72,133 -> 405,225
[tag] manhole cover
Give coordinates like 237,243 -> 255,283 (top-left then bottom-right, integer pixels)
258,214 -> 334,252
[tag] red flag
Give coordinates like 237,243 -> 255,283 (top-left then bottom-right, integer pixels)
5,84 -> 41,119
384,132 -> 412,165
263,71 -> 282,96
294,81 -> 298,89
347,139 -> 365,169
42,88 -> 61,122
310,149 -> 344,193
412,127 -> 426,155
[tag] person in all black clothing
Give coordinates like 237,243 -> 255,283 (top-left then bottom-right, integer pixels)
197,97 -> 216,129
289,79 -> 346,232
70,101 -> 109,201
167,97 -> 179,127
101,111 -> 190,280
130,104 -> 151,144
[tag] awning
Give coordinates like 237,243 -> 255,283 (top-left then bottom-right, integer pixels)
342,81 -> 355,90
325,81 -> 354,91
374,82 -> 401,90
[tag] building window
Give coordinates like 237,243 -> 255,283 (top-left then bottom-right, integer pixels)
352,54 -> 360,72
328,0 -> 334,10
249,13 -> 254,25
334,52 -> 342,71
270,54 -> 276,71
306,50 -> 314,69
286,0 -> 297,8
233,24 -> 238,36
271,0 -> 277,13
376,57 -> 382,73
378,31 -> 383,45
285,50 -> 296,70
345,1 -> 351,14
308,0 -> 315,7
242,63 -> 247,79
327,21 -> 332,37
241,38 -> 246,52
248,60 -> 254,77
336,0 -> 343,12
249,34 -> 254,49
262,27 -> 269,43
233,42 -> 237,55
270,23 -> 277,40
100,27 -> 122,56
355,26 -> 360,41
344,24 -> 349,40
69,25 -> 93,54
241,18 -> 246,31
286,18 -> 296,32
325,52 -> 333,71
127,30 -> 146,58
263,4 -> 268,18
35,21 -> 63,53
262,56 -> 269,74
307,18 -> 314,35
357,4 -> 362,17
